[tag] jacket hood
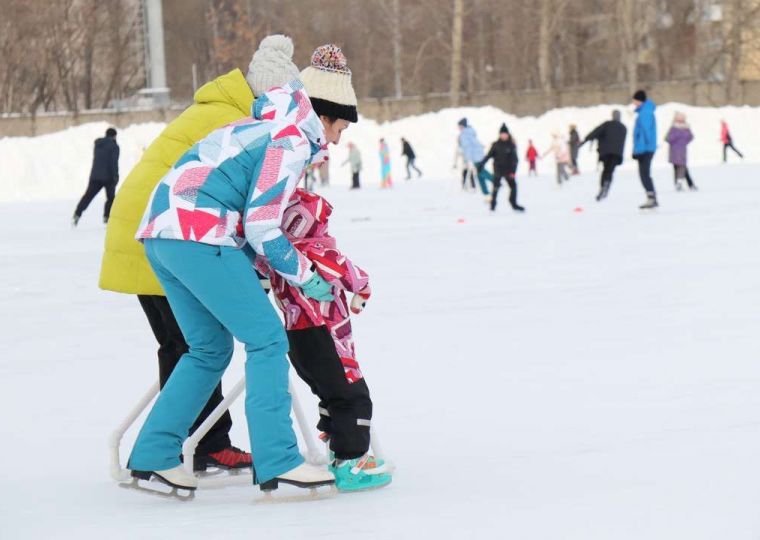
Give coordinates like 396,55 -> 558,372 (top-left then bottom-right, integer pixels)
252,79 -> 328,163
282,188 -> 332,240
193,68 -> 253,117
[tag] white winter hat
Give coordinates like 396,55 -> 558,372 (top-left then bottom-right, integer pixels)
300,44 -> 358,123
246,34 -> 300,97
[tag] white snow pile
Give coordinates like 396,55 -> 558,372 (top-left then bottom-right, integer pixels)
0,102 -> 757,202
0,122 -> 165,202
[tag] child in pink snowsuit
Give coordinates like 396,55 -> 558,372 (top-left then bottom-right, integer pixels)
255,188 -> 374,462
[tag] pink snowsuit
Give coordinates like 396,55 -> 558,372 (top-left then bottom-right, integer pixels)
255,188 -> 371,383
720,121 -> 730,144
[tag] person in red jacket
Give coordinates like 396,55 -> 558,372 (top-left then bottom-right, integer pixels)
720,119 -> 743,162
525,139 -> 538,176
254,188 -> 391,491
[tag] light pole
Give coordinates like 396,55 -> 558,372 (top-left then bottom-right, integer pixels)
142,0 -> 170,107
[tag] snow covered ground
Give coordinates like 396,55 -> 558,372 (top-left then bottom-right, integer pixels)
1,101 -> 757,201
1,159 -> 759,539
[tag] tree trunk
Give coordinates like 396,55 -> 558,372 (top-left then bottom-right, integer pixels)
538,0 -> 552,92
617,0 -> 638,95
450,0 -> 463,106
392,0 -> 403,98
724,0 -> 743,102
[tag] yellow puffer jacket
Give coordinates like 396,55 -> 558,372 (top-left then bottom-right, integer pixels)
99,69 -> 254,295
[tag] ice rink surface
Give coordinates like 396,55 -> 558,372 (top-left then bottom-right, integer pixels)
1,162 -> 759,539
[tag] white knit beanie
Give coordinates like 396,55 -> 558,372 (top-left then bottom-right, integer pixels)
246,35 -> 300,97
300,44 -> 358,123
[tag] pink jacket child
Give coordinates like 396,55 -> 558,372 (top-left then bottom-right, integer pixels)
255,188 -> 371,384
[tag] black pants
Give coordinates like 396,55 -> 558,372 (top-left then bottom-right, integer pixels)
405,157 -> 422,179
351,171 -> 361,189
634,152 -> 655,194
137,295 -> 232,455
673,164 -> 695,188
723,142 -> 743,161
74,179 -> 116,218
462,167 -> 475,189
570,149 -> 579,170
490,171 -> 518,211
600,155 -> 621,186
287,326 -> 372,460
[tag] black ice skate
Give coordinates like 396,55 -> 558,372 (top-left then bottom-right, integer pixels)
596,181 -> 611,201
639,192 -> 659,210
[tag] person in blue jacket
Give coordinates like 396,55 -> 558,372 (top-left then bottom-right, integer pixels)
456,118 -> 490,196
632,90 -> 658,209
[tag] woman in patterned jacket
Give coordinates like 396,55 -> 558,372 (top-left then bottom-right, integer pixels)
127,45 -> 359,495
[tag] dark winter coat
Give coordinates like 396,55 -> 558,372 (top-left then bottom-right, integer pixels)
583,120 -> 627,159
89,136 -> 120,183
482,139 -> 519,176
569,129 -> 580,154
402,140 -> 416,160
665,126 -> 693,166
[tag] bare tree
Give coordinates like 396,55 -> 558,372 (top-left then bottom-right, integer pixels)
385,0 -> 404,98
4,0 -> 760,115
449,0 -> 463,106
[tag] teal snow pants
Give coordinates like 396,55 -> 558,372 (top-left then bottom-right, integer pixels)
128,239 -> 303,483
478,168 -> 493,195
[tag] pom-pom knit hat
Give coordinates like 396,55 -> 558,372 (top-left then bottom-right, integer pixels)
300,44 -> 358,123
499,123 -> 510,134
246,34 -> 300,97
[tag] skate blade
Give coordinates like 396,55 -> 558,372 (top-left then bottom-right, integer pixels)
337,476 -> 393,494
196,466 -> 252,478
254,484 -> 337,504
119,478 -> 195,501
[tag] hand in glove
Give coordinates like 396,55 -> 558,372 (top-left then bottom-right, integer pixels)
350,292 -> 370,314
300,272 -> 334,302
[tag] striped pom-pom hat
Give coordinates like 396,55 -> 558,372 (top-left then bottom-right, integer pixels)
300,44 -> 358,123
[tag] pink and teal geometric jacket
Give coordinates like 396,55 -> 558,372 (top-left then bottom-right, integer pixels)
255,188 -> 371,383
136,80 -> 328,286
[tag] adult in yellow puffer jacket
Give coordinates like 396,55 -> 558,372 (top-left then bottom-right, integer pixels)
99,35 -> 300,470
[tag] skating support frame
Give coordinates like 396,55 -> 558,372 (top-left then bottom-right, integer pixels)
109,372 -> 387,489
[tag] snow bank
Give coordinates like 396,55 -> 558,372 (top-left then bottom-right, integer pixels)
346,102 -> 760,186
1,103 -> 757,202
0,122 -> 165,202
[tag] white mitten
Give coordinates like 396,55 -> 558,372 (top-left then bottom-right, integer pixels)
350,293 -> 368,314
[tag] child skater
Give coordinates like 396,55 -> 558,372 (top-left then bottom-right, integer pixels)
666,111 -> 697,191
525,139 -> 538,176
379,138 -> 393,188
542,132 -> 571,185
255,188 -> 392,492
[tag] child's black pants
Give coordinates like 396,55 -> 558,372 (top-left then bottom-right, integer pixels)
287,326 -> 372,460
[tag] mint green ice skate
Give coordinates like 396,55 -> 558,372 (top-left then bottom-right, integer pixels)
320,432 -> 387,470
331,454 -> 392,492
